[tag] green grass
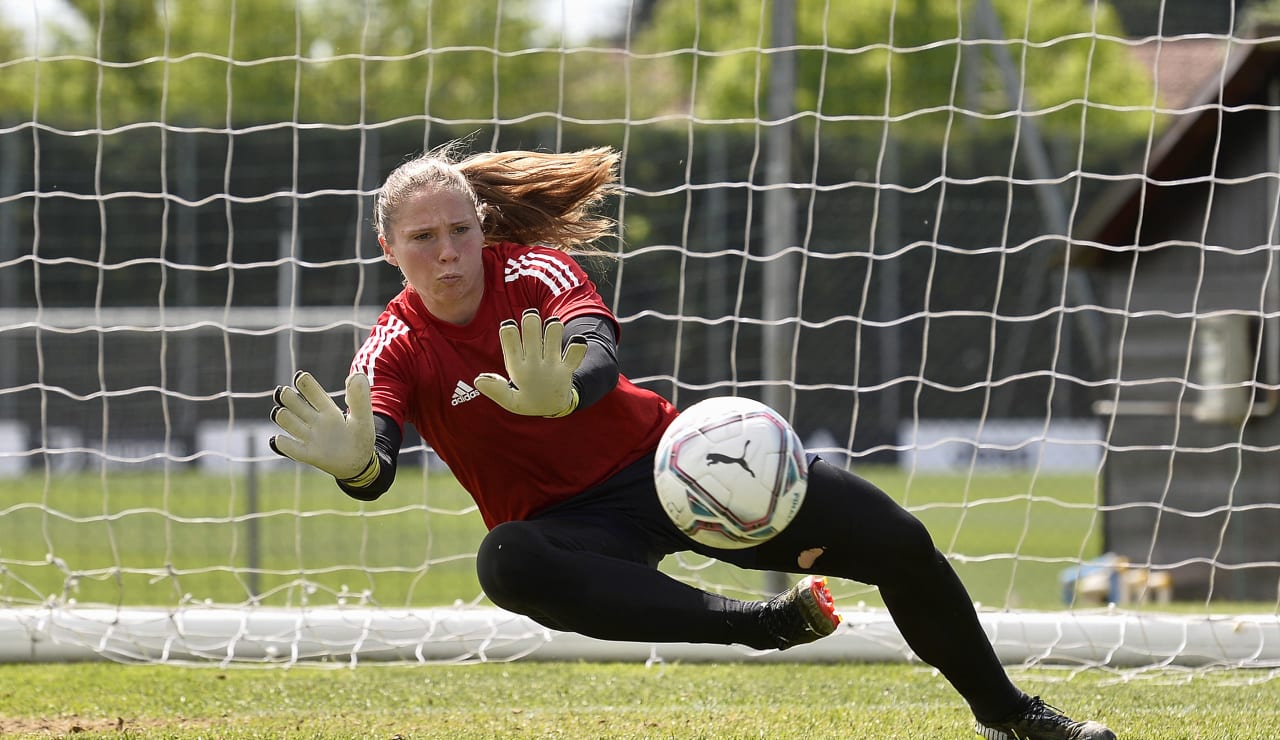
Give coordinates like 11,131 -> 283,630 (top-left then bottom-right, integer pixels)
0,465 -> 1109,611
3,468 -> 1279,738
0,465 -> 1270,612
0,660 -> 1277,738
0,468 -> 491,608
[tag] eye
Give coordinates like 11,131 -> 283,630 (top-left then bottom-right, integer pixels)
413,231 -> 434,241
453,224 -> 470,234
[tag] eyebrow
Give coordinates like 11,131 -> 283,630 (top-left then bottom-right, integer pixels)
404,218 -> 472,233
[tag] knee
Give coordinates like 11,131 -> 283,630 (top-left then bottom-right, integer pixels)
887,511 -> 942,569
475,521 -> 551,611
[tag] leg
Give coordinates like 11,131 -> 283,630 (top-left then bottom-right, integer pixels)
475,478 -> 781,648
728,458 -> 1025,721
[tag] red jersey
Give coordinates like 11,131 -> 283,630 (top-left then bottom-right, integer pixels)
351,241 -> 677,529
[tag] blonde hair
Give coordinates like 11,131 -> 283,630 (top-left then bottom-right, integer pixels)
374,141 -> 620,254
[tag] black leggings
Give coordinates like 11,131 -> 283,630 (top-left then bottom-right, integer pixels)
475,456 -> 1023,720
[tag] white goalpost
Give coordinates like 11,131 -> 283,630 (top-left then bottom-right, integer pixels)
1,0 -> 1279,671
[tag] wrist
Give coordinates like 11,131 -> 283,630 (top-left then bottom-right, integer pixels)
544,387 -> 580,418
338,455 -> 380,488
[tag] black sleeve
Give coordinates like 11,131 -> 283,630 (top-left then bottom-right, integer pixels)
563,314 -> 620,412
338,412 -> 402,501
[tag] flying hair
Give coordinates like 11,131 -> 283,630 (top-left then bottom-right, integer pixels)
374,141 -> 621,254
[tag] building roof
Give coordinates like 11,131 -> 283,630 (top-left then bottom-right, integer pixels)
1078,34 -> 1280,251
1127,37 -> 1230,112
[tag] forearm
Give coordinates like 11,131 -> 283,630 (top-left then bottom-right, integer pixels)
338,412 -> 402,501
564,314 -> 620,411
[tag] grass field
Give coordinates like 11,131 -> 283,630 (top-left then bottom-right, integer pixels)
0,465 -> 1269,613
0,660 -> 1278,738
3,466 -> 1278,738
1,465 -> 1115,611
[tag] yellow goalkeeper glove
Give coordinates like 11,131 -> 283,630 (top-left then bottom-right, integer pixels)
473,308 -> 587,418
268,370 -> 379,486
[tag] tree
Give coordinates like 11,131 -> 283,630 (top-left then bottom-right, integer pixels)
3,0 -> 566,127
0,21 -> 31,120
623,0 -> 1156,161
0,0 -> 1163,169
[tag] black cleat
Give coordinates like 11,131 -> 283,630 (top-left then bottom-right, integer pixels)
760,575 -> 841,650
975,696 -> 1117,740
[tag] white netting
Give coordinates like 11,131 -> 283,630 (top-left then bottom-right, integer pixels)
0,0 -> 1277,667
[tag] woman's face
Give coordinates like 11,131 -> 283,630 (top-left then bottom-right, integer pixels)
379,186 -> 486,326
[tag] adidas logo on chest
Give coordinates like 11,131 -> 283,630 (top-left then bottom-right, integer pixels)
451,380 -> 480,406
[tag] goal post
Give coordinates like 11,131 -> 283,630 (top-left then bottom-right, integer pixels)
3,606 -> 1278,668
2,0 -> 1279,670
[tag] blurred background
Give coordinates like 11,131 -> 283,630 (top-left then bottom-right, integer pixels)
1,0 -> 1279,610
0,0 -> 1227,452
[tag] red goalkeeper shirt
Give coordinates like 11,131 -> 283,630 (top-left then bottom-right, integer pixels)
351,241 -> 677,529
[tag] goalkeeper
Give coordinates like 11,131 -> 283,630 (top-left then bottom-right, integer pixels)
269,141 -> 1116,740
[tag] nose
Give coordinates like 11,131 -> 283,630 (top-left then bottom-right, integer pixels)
437,235 -> 461,262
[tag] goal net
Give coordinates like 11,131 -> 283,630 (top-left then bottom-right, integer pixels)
2,0 -> 1278,671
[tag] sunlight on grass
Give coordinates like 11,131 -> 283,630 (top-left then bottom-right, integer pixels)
1,465 -> 1265,613
0,661 -> 1277,739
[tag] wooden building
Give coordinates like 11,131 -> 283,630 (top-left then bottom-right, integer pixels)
1078,38 -> 1280,602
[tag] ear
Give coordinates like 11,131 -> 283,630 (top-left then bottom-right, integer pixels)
379,235 -> 399,267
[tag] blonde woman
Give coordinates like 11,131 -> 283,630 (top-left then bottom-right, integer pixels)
269,142 -> 1115,740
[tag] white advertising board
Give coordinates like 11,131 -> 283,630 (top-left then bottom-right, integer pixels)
898,419 -> 1104,472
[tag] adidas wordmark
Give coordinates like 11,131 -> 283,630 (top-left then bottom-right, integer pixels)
451,380 -> 480,406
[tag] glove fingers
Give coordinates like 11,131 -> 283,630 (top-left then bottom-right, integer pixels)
473,372 -> 517,409
275,385 -> 319,423
561,336 -> 588,372
270,406 -> 311,440
344,372 -> 373,423
294,371 -> 339,415
496,319 -> 523,375
540,316 -> 566,363
267,435 -> 288,459
268,434 -> 309,465
520,309 -> 545,360
268,369 -> 375,479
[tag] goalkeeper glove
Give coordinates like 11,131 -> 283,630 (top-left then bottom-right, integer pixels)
268,370 -> 379,487
473,308 -> 587,418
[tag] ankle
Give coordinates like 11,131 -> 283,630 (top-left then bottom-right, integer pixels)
974,692 -> 1033,725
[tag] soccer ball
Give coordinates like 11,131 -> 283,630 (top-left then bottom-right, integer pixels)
653,396 -> 808,549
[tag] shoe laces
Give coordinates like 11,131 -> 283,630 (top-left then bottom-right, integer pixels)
980,695 -> 1114,740
1023,696 -> 1065,720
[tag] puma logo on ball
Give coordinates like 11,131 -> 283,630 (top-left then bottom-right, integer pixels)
706,440 -> 755,477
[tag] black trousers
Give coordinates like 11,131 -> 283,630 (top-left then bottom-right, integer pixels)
475,455 -> 1024,720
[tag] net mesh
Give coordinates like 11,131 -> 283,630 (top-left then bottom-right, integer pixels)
0,0 -> 1277,668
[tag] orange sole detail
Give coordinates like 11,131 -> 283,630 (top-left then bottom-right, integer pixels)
808,576 -> 842,628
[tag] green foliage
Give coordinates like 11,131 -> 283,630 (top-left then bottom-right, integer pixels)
1243,0 -> 1280,31
629,0 -> 1156,157
5,0 -> 564,127
0,0 -> 1156,159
